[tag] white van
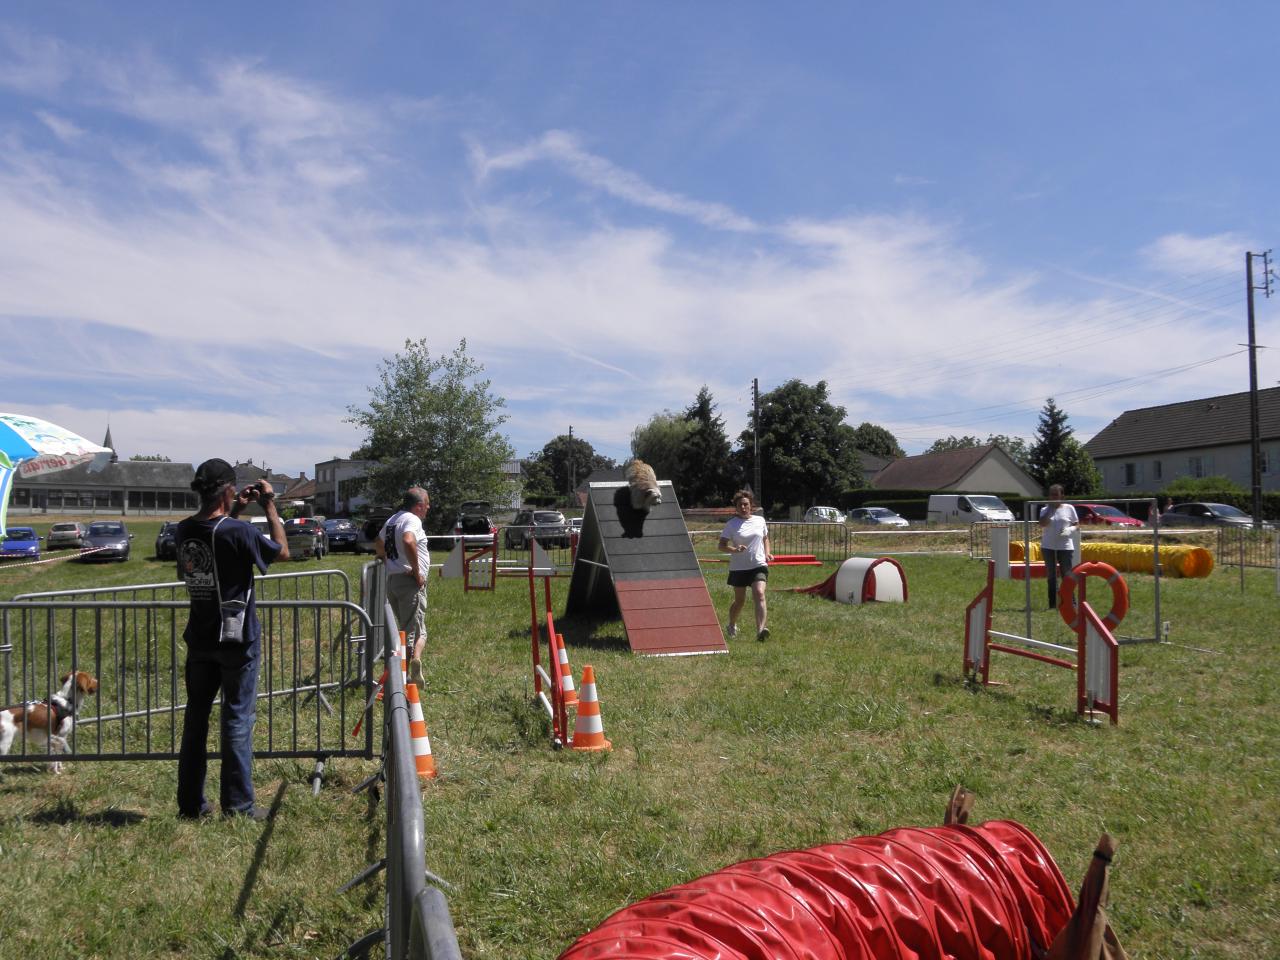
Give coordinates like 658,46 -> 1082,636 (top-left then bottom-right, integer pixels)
927,494 -> 1015,524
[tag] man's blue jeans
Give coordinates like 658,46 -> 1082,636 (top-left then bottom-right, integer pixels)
178,641 -> 260,816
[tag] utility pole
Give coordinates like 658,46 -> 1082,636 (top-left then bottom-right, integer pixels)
567,425 -> 576,501
1246,251 -> 1272,529
752,378 -> 761,505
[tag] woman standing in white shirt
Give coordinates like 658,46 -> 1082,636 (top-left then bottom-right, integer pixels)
718,490 -> 774,641
1038,484 -> 1078,610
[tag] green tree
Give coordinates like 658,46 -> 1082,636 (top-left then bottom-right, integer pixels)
1028,398 -> 1072,487
733,379 -> 864,512
1163,474 -> 1246,496
129,454 -> 172,462
630,412 -> 694,483
924,435 -> 983,455
1043,436 -> 1102,496
346,338 -> 514,528
850,422 -> 904,459
680,386 -> 737,506
528,434 -> 615,501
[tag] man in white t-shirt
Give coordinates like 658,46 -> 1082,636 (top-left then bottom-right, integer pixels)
376,487 -> 431,682
718,490 -> 774,641
1038,484 -> 1078,611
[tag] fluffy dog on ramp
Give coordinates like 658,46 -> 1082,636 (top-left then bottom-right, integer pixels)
625,459 -> 662,512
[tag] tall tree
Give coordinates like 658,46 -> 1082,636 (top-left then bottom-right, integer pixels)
630,412 -> 694,483
346,338 -> 514,528
680,386 -> 737,506
530,434 -> 615,500
850,422 -> 905,459
924,433 -> 1031,471
733,379 -> 864,512
1043,436 -> 1103,496
1028,398 -> 1073,487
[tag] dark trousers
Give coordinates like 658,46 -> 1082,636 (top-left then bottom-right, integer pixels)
178,642 -> 260,816
1044,549 -> 1076,609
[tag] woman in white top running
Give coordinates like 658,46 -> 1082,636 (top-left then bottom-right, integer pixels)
718,490 -> 774,641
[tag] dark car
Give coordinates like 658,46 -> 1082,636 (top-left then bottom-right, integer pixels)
81,520 -> 132,562
1159,502 -> 1267,529
454,500 -> 497,547
1074,504 -> 1143,528
504,509 -> 570,549
284,517 -> 328,559
155,520 -> 180,560
323,518 -> 361,553
1,526 -> 42,562
47,520 -> 88,550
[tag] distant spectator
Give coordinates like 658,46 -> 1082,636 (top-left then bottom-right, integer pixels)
1148,497 -> 1173,526
1038,484 -> 1078,611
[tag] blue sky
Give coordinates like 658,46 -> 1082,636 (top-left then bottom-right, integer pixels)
1,3 -> 1275,477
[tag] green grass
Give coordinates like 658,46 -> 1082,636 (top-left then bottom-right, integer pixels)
2,525 -> 1278,958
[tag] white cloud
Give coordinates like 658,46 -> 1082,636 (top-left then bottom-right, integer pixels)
472,130 -> 760,233
1140,232 -> 1244,276
35,109 -> 83,143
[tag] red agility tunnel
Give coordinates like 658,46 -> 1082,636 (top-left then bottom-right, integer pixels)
558,820 -> 1077,960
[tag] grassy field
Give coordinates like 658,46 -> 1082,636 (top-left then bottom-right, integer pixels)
1,518 -> 1277,958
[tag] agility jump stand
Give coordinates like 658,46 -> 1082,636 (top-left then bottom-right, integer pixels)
964,559 -> 1123,724
439,538 -> 499,591
524,544 -> 572,747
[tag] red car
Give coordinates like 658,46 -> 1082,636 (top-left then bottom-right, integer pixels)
1074,504 -> 1142,527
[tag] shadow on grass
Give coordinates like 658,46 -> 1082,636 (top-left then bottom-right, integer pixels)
29,798 -> 146,827
939,671 -> 1094,728
232,779 -> 289,920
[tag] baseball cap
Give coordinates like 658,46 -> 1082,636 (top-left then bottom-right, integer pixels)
192,457 -> 236,493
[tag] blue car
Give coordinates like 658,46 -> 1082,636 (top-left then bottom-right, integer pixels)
1,526 -> 42,561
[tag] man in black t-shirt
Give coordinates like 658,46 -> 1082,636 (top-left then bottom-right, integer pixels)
176,458 -> 288,820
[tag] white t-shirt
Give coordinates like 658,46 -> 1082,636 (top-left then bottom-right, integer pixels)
1039,503 -> 1079,551
720,514 -> 769,571
379,510 -> 430,579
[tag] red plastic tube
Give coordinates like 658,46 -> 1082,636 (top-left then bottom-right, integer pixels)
559,821 -> 1075,960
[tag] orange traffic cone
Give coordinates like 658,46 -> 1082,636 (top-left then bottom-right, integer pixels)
374,632 -> 408,703
405,681 -> 438,779
556,632 -> 578,707
570,664 -> 611,752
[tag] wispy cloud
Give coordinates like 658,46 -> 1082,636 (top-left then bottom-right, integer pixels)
892,173 -> 935,187
1140,232 -> 1244,276
471,130 -> 760,233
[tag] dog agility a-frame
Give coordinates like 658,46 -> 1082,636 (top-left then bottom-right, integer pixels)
565,481 -> 727,656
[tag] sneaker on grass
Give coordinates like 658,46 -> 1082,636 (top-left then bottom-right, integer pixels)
757,627 -> 770,642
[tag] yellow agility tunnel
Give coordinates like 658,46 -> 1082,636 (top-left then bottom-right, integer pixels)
1010,540 -> 1214,578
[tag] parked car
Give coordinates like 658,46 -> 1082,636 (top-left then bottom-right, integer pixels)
927,494 -> 1015,524
504,509 -> 570,549
284,517 -> 328,559
1074,504 -> 1142,528
1,526 -> 42,561
46,520 -> 88,550
454,500 -> 497,546
323,518 -> 361,553
154,520 -> 180,560
81,520 -> 132,562
847,506 -> 910,528
1159,502 -> 1268,529
803,505 -> 846,524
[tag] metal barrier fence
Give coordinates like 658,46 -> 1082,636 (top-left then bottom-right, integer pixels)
690,522 -> 971,564
344,604 -> 462,960
0,588 -> 373,775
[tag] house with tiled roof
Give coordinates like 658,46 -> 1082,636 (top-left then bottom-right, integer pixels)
1084,386 -> 1280,493
870,443 -> 1041,496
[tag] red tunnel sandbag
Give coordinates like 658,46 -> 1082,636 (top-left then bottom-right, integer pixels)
559,820 -> 1076,960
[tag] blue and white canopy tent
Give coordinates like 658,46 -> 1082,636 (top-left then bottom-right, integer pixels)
0,413 -> 113,538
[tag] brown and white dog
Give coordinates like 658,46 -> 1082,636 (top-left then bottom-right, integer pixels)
625,458 -> 662,512
0,670 -> 99,773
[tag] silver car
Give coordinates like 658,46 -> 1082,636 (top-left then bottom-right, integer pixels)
847,506 -> 910,528
47,520 -> 88,549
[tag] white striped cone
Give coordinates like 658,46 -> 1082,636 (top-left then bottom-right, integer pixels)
398,631 -> 409,682
556,633 -> 578,706
570,664 -> 611,752
405,681 -> 438,779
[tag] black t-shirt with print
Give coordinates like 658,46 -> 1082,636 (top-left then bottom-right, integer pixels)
176,515 -> 282,649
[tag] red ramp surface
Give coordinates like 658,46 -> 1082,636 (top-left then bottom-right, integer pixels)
566,481 -> 726,656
